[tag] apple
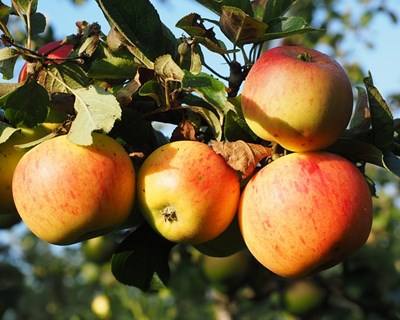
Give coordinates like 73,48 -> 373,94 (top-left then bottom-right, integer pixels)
284,280 -> 325,315
201,250 -> 250,285
12,133 -> 135,245
82,236 -> 115,264
239,152 -> 372,278
194,215 -> 246,257
0,125 -> 54,215
137,140 -> 240,244
18,40 -> 74,82
91,294 -> 111,319
241,45 -> 353,152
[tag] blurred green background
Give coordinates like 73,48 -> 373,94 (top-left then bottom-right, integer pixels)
1,0 -> 400,319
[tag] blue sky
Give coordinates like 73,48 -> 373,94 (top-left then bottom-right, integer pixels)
4,0 -> 400,99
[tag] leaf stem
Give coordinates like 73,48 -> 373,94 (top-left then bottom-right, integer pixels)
26,2 -> 33,50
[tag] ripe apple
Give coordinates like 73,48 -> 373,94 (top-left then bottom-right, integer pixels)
12,133 -> 135,245
241,45 -> 353,152
137,140 -> 240,244
18,40 -> 74,82
194,215 -> 246,257
0,125 -> 53,215
239,152 -> 372,278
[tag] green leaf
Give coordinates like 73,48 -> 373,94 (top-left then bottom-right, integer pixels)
382,152 -> 400,178
348,86 -> 371,133
194,0 -> 253,16
0,48 -> 19,80
0,2 -> 11,22
0,121 -> 20,144
188,106 -> 222,140
3,81 -> 49,127
88,56 -> 138,80
139,80 -> 162,106
220,6 -> 268,45
261,0 -> 295,23
327,138 -> 384,167
111,223 -> 174,291
176,13 -> 228,54
11,0 -> 37,15
224,110 -> 258,142
96,0 -> 177,61
39,63 -> 90,93
30,12 -> 46,35
263,16 -> 321,41
364,74 -> 394,152
67,85 -> 122,145
182,71 -> 234,115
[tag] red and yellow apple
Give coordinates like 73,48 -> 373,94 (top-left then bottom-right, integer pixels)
239,152 -> 372,278
241,45 -> 353,152
0,125 -> 54,215
12,133 -> 135,245
137,140 -> 240,244
18,40 -> 74,82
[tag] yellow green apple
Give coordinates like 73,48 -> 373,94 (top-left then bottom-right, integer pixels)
137,140 -> 240,244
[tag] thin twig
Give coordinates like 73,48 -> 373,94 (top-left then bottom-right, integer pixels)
202,61 -> 229,81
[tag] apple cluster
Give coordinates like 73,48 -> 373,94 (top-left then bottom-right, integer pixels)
138,45 -> 373,278
239,46 -> 373,277
0,45 -> 373,280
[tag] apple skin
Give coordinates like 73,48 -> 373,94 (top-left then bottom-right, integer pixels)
241,46 -> 353,152
18,41 -> 74,82
239,152 -> 372,278
0,126 -> 53,215
137,140 -> 240,244
12,133 -> 135,245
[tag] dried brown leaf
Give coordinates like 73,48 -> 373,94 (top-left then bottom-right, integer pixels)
170,120 -> 197,142
210,140 -> 272,179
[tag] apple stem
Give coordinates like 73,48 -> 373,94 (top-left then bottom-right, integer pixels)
297,52 -> 313,62
162,206 -> 178,223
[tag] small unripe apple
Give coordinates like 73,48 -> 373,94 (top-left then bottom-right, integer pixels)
138,141 -> 240,244
242,46 -> 353,152
91,294 -> 111,319
201,250 -> 250,285
82,236 -> 115,264
18,40 -> 74,82
0,125 -> 53,215
12,133 -> 135,245
284,280 -> 325,315
194,216 -> 246,257
239,152 -> 372,278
